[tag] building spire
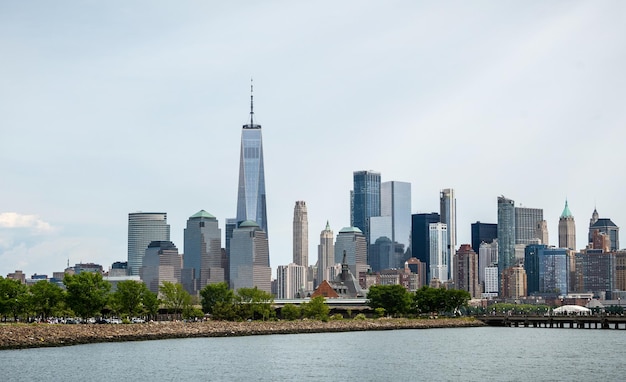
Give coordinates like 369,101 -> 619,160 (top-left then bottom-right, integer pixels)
250,78 -> 254,125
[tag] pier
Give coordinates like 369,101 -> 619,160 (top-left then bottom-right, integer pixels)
477,315 -> 626,329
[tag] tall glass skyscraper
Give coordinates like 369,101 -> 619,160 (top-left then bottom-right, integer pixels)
351,170 -> 381,245
183,210 -> 223,293
236,85 -> 268,234
127,212 -> 170,276
497,196 -> 516,277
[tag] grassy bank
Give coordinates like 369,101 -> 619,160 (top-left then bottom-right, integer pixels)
0,317 -> 484,350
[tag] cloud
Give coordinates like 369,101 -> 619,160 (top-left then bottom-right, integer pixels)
0,212 -> 54,233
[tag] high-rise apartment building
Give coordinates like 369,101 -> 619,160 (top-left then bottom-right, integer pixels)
276,263 -> 307,299
455,244 -> 481,298
316,221 -> 334,287
128,212 -> 170,276
479,240 -> 498,287
351,170 -> 381,245
471,222 -> 497,254
558,200 -> 576,250
429,222 -> 448,282
236,86 -> 268,234
292,201 -> 308,267
334,227 -> 368,278
183,210 -> 223,294
497,196 -> 516,277
515,206 -> 544,245
501,266 -> 527,299
411,213 -> 441,281
229,220 -> 271,293
440,188 -> 456,280
573,250 -> 614,295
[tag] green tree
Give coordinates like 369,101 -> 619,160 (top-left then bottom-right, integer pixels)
159,282 -> 192,318
280,304 -> 301,320
235,287 -> 274,321
413,286 -> 447,314
444,289 -> 471,315
141,289 -> 160,321
30,280 -> 65,320
367,284 -> 411,317
301,296 -> 329,321
200,282 -> 235,315
0,277 -> 29,321
64,272 -> 111,319
111,280 -> 151,318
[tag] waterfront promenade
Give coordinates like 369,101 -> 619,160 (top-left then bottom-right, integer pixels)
0,317 -> 483,350
477,314 -> 626,329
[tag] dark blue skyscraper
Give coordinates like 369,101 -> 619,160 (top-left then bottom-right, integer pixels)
411,212 -> 440,282
471,222 -> 498,254
351,170 -> 381,244
236,84 -> 268,234
497,196 -> 516,277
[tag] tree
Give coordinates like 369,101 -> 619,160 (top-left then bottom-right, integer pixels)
235,287 -> 274,321
301,296 -> 329,321
64,272 -> 111,319
30,280 -> 65,320
111,280 -> 151,318
0,277 -> 29,321
367,284 -> 411,317
280,304 -> 301,320
413,286 -> 471,315
200,282 -> 235,315
141,289 -> 160,321
159,282 -> 192,318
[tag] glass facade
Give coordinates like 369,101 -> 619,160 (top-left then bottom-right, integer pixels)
440,188 -> 456,280
538,248 -> 568,295
497,196 -> 516,276
351,171 -> 381,244
411,213 -> 440,280
236,124 -> 268,234
471,222 -> 497,254
515,207 -> 544,245
229,222 -> 271,293
429,222 -> 449,282
183,210 -> 223,292
127,212 -> 170,276
334,227 -> 368,277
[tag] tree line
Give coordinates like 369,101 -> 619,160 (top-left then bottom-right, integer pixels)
366,285 -> 472,317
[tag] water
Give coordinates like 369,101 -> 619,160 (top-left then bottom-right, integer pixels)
1,327 -> 624,381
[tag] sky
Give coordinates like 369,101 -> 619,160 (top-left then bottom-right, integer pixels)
1,1 -> 625,278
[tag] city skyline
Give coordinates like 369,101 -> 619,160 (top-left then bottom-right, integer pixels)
2,2 -> 626,277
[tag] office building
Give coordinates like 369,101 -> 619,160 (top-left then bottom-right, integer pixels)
588,210 -> 619,251
236,85 -> 268,234
140,241 -> 182,294
478,240 -> 498,286
483,266 -> 499,298
440,188 -> 456,279
127,212 -> 170,276
429,222 -> 448,283
524,244 -> 547,295
276,263 -> 307,299
525,245 -> 568,296
501,266 -> 527,299
183,210 -> 223,294
379,180 -> 411,253
351,170 -> 381,245
535,220 -> 549,245
515,206 -> 544,245
316,221 -> 335,287
471,222 -> 497,254
293,201 -> 309,267
334,226 -> 368,277
229,220 -> 271,293
558,200 -> 576,250
411,213 -> 440,281
573,250 -> 614,294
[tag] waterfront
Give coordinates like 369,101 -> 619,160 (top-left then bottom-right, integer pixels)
1,327 -> 624,381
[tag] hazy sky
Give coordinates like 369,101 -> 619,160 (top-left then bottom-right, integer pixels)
2,1 -> 625,278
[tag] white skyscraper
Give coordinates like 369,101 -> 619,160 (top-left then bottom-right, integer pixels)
440,188 -> 456,281
316,221 -> 334,287
429,222 -> 449,282
292,201 -> 309,267
276,263 -> 307,299
128,212 -> 170,277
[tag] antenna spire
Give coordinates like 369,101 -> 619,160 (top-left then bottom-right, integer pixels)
250,78 -> 254,125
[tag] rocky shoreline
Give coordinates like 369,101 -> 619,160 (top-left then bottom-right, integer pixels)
0,318 -> 484,350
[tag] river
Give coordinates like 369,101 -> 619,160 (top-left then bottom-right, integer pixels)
1,326 -> 623,381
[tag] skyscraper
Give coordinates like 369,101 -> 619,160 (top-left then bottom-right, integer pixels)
292,201 -> 308,267
558,200 -> 576,250
229,220 -> 271,293
276,263 -> 307,299
351,170 -> 381,245
183,210 -> 223,293
334,226 -> 368,278
497,196 -> 516,277
429,222 -> 448,282
316,221 -> 334,287
127,212 -> 170,276
588,209 -> 619,251
236,84 -> 268,234
440,188 -> 456,280
515,206 -> 544,245
471,222 -> 497,254
411,213 -> 440,281
141,241 -> 182,293
455,244 -> 481,298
